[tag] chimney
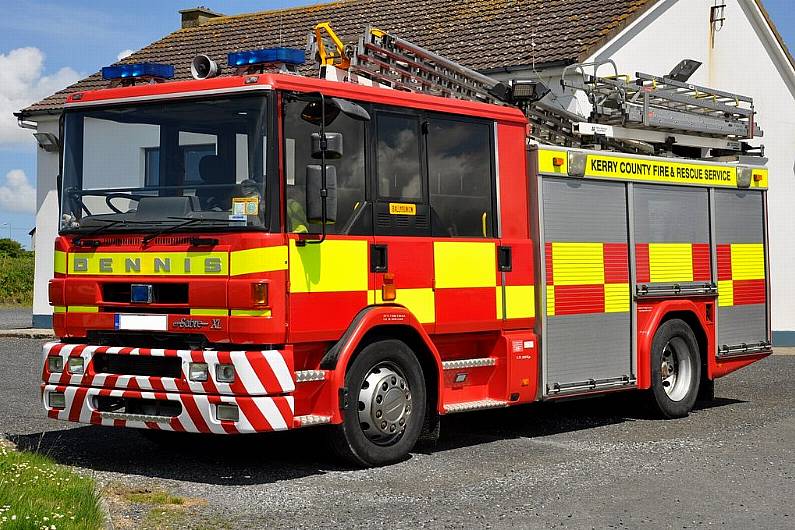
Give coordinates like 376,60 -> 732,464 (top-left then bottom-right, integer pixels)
179,6 -> 223,29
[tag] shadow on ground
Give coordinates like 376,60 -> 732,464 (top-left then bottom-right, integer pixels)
8,393 -> 743,486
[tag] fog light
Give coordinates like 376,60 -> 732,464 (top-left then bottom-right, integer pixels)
216,364 -> 235,383
48,392 -> 66,409
47,356 -> 63,373
188,362 -> 209,382
216,403 -> 239,422
68,357 -> 85,374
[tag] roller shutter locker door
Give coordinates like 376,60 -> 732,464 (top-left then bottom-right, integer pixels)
542,178 -> 631,388
714,190 -> 767,350
633,185 -> 711,289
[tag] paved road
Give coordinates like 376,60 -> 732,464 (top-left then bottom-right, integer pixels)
0,307 -> 31,330
1,336 -> 793,529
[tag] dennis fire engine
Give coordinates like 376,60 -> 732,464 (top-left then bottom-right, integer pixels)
42,24 -> 770,466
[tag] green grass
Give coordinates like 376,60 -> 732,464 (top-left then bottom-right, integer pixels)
0,254 -> 34,305
0,440 -> 103,529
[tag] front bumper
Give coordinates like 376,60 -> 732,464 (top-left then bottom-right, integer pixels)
41,342 -> 300,433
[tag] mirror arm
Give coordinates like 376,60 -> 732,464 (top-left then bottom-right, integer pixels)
309,93 -> 328,245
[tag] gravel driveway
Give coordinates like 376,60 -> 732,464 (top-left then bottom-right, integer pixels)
2,336 -> 793,529
0,307 -> 31,329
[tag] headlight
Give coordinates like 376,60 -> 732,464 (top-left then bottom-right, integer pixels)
68,357 -> 85,374
216,364 -> 235,383
188,362 -> 209,382
47,356 -> 63,373
48,392 -> 66,409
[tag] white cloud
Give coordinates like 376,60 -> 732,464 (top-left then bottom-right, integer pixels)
0,169 -> 36,214
117,49 -> 134,61
0,47 -> 81,147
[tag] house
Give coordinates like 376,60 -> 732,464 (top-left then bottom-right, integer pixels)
18,0 -> 795,344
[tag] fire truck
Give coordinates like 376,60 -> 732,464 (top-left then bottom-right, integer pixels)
41,24 -> 771,466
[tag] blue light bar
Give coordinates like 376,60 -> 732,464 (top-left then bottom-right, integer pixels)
101,63 -> 175,81
227,47 -> 305,67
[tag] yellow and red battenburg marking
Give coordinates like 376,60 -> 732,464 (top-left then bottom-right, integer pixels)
635,243 -> 711,283
717,243 -> 765,307
545,242 -> 629,316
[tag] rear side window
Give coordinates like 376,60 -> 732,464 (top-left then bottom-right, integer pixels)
376,114 -> 422,200
427,118 -> 494,237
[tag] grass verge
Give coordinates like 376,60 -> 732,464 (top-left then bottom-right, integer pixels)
105,483 -> 208,529
0,439 -> 103,529
0,254 -> 34,305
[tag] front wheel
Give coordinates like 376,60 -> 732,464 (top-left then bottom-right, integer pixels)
646,319 -> 701,418
329,339 -> 426,467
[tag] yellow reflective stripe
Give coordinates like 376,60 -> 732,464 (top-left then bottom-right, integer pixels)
230,309 -> 272,317
495,287 -> 504,320
372,288 -> 435,324
230,246 -> 288,276
730,243 -> 765,280
54,251 -> 66,274
504,285 -> 535,319
604,283 -> 630,313
53,306 -> 66,313
648,243 -> 693,283
551,243 -> 604,285
68,252 -> 228,275
433,242 -> 496,289
289,239 -> 368,293
718,280 -> 734,307
538,149 -> 568,174
546,285 -> 555,316
68,306 -> 99,313
190,309 -> 228,316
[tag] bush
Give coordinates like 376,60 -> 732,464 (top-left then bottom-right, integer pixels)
0,253 -> 34,305
0,238 -> 24,258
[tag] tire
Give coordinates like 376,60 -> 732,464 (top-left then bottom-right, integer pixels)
329,339 -> 426,467
646,319 -> 701,418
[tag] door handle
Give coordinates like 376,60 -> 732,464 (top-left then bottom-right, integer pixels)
370,244 -> 388,273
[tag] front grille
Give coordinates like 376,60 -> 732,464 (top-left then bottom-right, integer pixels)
88,235 -> 198,246
93,354 -> 182,378
94,395 -> 182,418
103,283 -> 189,304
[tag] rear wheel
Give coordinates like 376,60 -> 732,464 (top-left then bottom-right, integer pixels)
329,339 -> 426,467
647,319 -> 701,418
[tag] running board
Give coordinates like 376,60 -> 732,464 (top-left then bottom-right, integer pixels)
294,370 -> 328,383
442,358 -> 496,370
444,399 -> 508,414
294,414 -> 332,427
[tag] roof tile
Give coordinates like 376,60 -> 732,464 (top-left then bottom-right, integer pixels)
21,0 -> 656,115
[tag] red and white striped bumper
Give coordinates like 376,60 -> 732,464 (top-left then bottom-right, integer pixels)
41,342 -> 297,434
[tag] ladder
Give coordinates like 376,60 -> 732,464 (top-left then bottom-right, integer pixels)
308,24 -> 763,159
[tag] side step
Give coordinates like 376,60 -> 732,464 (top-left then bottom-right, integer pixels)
294,414 -> 332,427
443,399 -> 508,414
294,370 -> 328,383
441,358 -> 496,370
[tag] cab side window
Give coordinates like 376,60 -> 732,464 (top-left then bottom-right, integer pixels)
427,118 -> 494,237
376,114 -> 423,200
284,98 -> 368,234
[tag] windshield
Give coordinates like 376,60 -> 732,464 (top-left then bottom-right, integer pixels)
60,95 -> 271,233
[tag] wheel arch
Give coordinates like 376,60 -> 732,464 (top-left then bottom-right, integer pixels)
637,300 -> 714,389
320,306 -> 444,421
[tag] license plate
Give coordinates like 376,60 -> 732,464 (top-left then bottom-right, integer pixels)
114,314 -> 168,331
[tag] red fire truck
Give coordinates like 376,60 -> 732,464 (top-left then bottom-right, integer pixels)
42,26 -> 770,466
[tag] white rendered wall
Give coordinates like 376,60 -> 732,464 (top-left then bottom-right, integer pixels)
582,0 -> 795,337
32,117 -> 60,327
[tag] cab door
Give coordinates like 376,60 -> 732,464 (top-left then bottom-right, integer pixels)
282,95 -> 374,342
370,110 -> 502,334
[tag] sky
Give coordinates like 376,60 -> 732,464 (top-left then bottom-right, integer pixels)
0,0 -> 792,248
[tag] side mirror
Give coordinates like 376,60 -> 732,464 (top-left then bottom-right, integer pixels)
312,132 -> 343,160
306,165 -> 337,224
301,97 -> 371,126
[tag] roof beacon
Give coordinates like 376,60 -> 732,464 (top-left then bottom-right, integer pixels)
227,47 -> 305,74
101,63 -> 175,87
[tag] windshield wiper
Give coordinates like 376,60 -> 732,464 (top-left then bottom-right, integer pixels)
141,217 -> 232,246
73,218 -> 146,245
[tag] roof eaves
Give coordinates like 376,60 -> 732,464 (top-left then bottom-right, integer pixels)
754,0 -> 795,75
575,0 -> 661,62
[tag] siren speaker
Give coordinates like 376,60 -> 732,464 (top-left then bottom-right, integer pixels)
191,55 -> 220,79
